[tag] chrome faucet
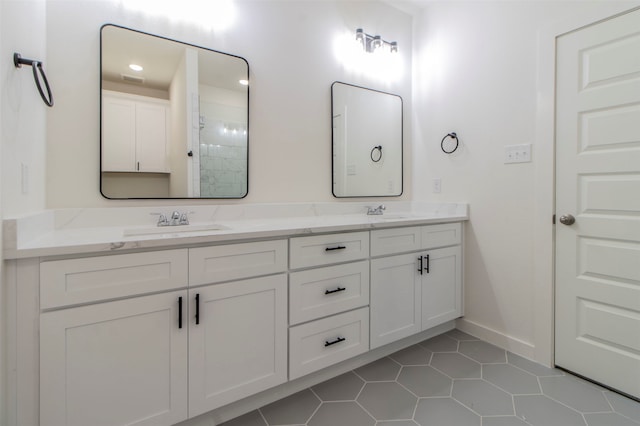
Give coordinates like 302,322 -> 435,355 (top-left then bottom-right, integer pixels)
154,211 -> 190,227
367,204 -> 386,215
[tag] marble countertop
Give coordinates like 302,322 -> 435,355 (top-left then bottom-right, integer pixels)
3,201 -> 469,259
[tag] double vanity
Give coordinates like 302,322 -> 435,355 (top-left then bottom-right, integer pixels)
4,202 -> 467,426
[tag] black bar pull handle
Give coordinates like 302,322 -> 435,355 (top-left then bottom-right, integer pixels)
325,245 -> 346,251
325,287 -> 347,295
424,254 -> 430,274
178,296 -> 183,329
324,336 -> 346,347
418,256 -> 423,275
195,293 -> 200,325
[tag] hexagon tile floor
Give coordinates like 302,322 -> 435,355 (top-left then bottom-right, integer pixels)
221,329 -> 640,426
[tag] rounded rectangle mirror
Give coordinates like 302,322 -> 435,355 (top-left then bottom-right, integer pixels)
100,24 -> 249,199
331,82 -> 403,198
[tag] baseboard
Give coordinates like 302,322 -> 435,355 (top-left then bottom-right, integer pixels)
455,318 -> 536,360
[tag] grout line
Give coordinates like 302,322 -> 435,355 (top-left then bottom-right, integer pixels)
258,408 -> 269,426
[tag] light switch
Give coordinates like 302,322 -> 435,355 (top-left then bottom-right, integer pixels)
433,178 -> 441,193
504,144 -> 532,164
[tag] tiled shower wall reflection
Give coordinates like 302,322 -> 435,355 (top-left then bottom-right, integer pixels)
199,100 -> 247,197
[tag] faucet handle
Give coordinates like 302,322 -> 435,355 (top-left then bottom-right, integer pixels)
151,212 -> 169,226
179,213 -> 190,225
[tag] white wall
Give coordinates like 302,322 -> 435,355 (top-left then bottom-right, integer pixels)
1,0 -> 48,217
412,0 -> 640,363
1,0 -> 48,422
43,0 -> 413,208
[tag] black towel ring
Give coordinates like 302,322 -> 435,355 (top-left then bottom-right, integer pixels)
371,145 -> 382,162
441,132 -> 458,154
14,53 -> 54,107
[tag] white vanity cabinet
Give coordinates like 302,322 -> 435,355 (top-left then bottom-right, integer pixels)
288,232 -> 370,380
102,90 -> 170,173
370,223 -> 463,349
187,241 -> 288,417
38,241 -> 289,425
12,217 -> 465,426
39,250 -> 190,426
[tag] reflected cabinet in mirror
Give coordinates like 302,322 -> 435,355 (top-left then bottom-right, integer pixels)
331,82 -> 402,197
101,25 -> 249,199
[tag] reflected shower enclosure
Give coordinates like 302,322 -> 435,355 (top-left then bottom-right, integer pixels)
197,90 -> 247,197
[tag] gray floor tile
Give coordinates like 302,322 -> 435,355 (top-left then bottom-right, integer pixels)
481,416 -> 530,426
606,391 -> 640,422
219,410 -> 266,426
431,352 -> 481,378
451,379 -> 514,416
260,389 -> 320,425
219,333 -> 640,426
539,375 -> 611,413
584,412 -> 640,426
355,357 -> 401,381
483,363 -> 541,395
414,397 -> 480,426
514,395 -> 586,426
307,401 -> 375,426
507,352 -> 564,377
389,344 -> 432,366
419,334 -> 458,352
397,366 -> 452,397
459,340 -> 507,364
311,371 -> 364,401
445,329 -> 479,341
357,382 -> 417,421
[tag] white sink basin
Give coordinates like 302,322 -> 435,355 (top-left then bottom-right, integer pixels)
368,214 -> 413,221
123,223 -> 229,237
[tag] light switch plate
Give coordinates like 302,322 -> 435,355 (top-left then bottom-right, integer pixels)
504,144 -> 532,164
433,178 -> 442,193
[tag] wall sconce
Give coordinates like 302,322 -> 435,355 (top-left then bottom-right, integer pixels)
355,28 -> 398,53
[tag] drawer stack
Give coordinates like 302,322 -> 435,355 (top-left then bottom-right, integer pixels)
288,231 -> 370,379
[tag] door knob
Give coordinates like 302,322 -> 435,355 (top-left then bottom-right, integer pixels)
559,214 -> 575,225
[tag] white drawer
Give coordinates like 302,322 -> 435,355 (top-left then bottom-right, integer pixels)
189,240 -> 287,286
289,260 -> 369,325
289,307 -> 369,380
422,223 -> 462,249
371,226 -> 422,257
40,249 -> 188,309
289,232 -> 369,269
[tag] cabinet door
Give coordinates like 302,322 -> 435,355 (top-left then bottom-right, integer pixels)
102,96 -> 136,171
188,274 -> 288,417
136,102 -> 169,172
40,291 -> 188,426
370,253 -> 421,349
421,246 -> 462,330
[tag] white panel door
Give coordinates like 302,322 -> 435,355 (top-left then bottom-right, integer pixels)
555,7 -> 640,399
188,274 -> 288,417
370,253 -> 421,349
421,246 -> 462,330
40,291 -> 188,426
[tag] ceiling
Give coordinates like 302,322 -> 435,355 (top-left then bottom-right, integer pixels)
101,25 -> 246,92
